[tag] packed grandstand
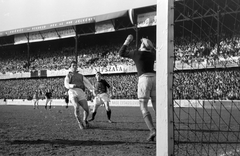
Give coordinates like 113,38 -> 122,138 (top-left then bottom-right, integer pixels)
0,2 -> 240,102
0,5 -> 156,101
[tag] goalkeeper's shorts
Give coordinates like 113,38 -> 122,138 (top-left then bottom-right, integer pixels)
138,73 -> 156,99
93,93 -> 110,105
68,88 -> 86,102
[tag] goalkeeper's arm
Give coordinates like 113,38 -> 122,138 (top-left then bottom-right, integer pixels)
123,34 -> 133,46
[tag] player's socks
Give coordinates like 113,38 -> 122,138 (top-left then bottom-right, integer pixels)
143,112 -> 155,138
84,120 -> 89,128
88,112 -> 96,121
78,122 -> 85,130
45,105 -> 47,109
107,110 -> 111,121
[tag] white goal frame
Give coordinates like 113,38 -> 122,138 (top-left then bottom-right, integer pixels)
156,0 -> 174,155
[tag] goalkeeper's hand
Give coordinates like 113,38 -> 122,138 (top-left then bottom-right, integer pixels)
124,34 -> 133,46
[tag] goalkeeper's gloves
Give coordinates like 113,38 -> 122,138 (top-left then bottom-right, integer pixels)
124,34 -> 133,46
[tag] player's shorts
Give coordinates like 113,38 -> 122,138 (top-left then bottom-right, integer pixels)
68,88 -> 86,102
64,97 -> 69,104
33,98 -> 39,102
46,98 -> 52,103
138,73 -> 156,99
93,93 -> 110,105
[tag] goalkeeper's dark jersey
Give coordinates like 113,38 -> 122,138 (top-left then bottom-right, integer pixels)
94,79 -> 110,94
118,45 -> 156,77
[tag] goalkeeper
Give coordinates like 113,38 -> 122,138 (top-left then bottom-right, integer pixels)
88,72 -> 113,123
118,35 -> 156,142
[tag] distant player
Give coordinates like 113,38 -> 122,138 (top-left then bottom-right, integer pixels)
3,97 -> 7,105
45,89 -> 53,109
88,72 -> 113,123
33,89 -> 39,109
64,61 -> 94,130
64,91 -> 69,108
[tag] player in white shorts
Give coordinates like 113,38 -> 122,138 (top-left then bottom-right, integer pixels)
118,35 -> 156,141
88,72 -> 113,123
64,61 -> 94,130
33,89 -> 39,109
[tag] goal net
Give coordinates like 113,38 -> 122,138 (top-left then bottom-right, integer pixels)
172,0 -> 240,155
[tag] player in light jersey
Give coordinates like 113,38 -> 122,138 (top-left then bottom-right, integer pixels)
64,61 -> 94,130
118,35 -> 156,141
88,72 -> 113,123
33,89 -> 39,109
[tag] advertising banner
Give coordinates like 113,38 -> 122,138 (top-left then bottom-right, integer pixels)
137,11 -> 156,28
14,34 -> 28,44
95,20 -> 115,34
175,57 -> 240,70
47,65 -> 137,77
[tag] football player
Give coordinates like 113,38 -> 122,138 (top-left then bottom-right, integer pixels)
88,72 -> 113,123
64,61 -> 94,130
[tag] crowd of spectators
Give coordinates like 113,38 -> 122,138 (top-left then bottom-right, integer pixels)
1,32 -> 240,75
1,68 -> 240,100
0,73 -> 138,100
173,68 -> 240,100
174,34 -> 240,65
0,39 -> 135,74
0,45 -> 29,74
1,30 -> 240,100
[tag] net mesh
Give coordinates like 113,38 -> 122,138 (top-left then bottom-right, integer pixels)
173,0 -> 240,155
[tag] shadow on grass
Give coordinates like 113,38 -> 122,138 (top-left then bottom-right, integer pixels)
7,139 -> 156,146
98,127 -> 148,132
8,139 -> 155,146
87,125 -> 148,132
8,139 -> 126,146
87,121 -> 150,131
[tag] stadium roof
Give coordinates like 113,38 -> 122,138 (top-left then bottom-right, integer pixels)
0,0 -> 156,37
0,10 -> 128,37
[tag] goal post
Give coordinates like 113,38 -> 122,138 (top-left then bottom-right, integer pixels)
157,0 -> 240,155
156,0 -> 174,155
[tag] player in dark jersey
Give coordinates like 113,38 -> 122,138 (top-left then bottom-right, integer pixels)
64,91 -> 69,108
88,72 -> 113,123
118,35 -> 156,141
45,89 -> 53,109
